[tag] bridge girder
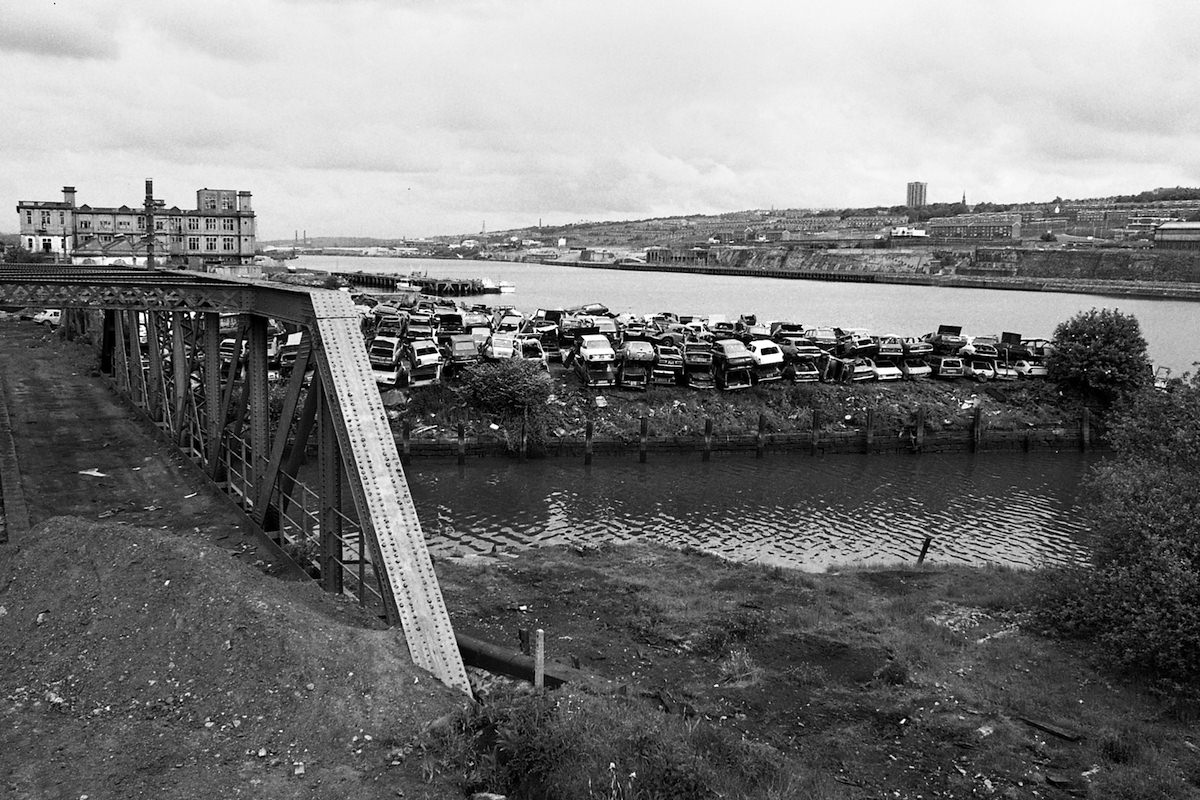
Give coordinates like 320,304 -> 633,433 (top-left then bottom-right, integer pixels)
0,265 -> 469,693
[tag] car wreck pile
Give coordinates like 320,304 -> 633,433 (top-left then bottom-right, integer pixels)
341,294 -> 1054,391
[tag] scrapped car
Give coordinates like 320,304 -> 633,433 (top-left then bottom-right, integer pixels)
899,357 -> 932,380
746,339 -> 784,382
652,343 -> 684,385
863,357 -> 903,382
923,324 -> 968,354
926,354 -> 965,378
964,360 -> 996,382
1013,359 -> 1049,378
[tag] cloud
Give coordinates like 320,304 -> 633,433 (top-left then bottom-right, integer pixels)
0,4 -> 119,60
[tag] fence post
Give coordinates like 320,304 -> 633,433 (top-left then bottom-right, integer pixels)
639,415 -> 648,463
584,419 -> 594,466
534,629 -> 545,690
810,409 -> 820,456
864,408 -> 874,454
457,422 -> 466,466
914,407 -> 926,452
703,418 -> 713,462
1080,407 -> 1091,451
756,413 -> 766,458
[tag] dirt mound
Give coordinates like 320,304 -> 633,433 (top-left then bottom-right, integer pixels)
0,517 -> 465,799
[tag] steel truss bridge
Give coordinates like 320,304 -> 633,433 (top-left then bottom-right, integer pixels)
0,264 -> 469,693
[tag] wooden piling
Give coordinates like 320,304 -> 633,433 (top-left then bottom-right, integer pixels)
864,408 -> 874,454
703,418 -> 712,462
457,422 -> 465,465
917,536 -> 934,565
756,413 -> 766,459
639,415 -> 648,463
914,407 -> 926,452
584,420 -> 594,466
810,410 -> 820,456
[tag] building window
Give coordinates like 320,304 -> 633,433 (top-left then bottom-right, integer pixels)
221,196 -> 234,210
155,220 -> 165,231
100,234 -> 113,243
41,211 -> 51,226
205,218 -> 217,231
222,237 -> 235,251
59,211 -> 65,225
222,218 -> 235,231
187,236 -> 200,250
79,218 -> 91,230
118,220 -> 130,230
137,216 -> 145,230
205,237 -> 217,251
25,211 -> 32,225
204,196 -> 216,210
187,217 -> 199,231
99,219 -> 112,230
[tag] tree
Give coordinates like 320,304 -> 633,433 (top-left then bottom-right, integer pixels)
1035,376 -> 1200,686
1046,308 -> 1150,408
3,245 -> 49,264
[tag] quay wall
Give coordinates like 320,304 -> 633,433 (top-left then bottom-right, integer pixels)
555,248 -> 1200,301
396,414 -> 1105,462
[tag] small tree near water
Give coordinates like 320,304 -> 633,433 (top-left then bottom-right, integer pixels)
1046,308 -> 1150,408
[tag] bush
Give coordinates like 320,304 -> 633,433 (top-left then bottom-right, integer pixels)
457,360 -> 556,452
421,687 -> 793,799
1046,308 -> 1151,408
1034,375 -> 1200,688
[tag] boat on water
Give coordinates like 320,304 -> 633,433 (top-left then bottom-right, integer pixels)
480,278 -> 516,294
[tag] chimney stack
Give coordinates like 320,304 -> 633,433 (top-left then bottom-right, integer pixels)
62,186 -> 76,207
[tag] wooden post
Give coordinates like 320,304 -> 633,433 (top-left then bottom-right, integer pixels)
520,414 -> 528,460
533,629 -> 545,690
401,420 -> 411,464
703,418 -> 713,462
584,419 -> 593,466
756,413 -> 766,458
914,407 -> 926,452
457,422 -> 465,466
864,408 -> 874,454
639,414 -> 648,463
917,536 -> 933,565
810,409 -> 820,456
1080,407 -> 1091,451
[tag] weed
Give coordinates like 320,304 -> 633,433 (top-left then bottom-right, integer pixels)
1098,726 -> 1146,765
718,649 -> 765,687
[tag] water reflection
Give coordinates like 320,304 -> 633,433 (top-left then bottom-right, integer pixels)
408,451 -> 1096,570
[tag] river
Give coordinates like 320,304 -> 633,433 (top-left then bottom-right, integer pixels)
300,254 -> 1111,570
299,254 -> 1198,375
401,451 -> 1095,571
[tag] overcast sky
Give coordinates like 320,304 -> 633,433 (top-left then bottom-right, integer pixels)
5,0 -> 1200,240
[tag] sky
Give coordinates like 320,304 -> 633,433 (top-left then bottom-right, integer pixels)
5,0 -> 1200,240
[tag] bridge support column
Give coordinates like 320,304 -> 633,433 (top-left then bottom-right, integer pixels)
318,385 -> 344,596
145,312 -> 164,424
247,315 -> 269,496
202,313 -> 221,469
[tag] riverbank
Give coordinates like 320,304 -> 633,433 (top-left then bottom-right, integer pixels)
433,542 -> 1200,798
387,366 -> 1101,458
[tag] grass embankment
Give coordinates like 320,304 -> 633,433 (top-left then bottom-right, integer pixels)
390,367 -> 1075,449
428,544 -> 1200,799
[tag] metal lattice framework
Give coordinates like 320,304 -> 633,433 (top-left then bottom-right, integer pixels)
0,264 -> 469,693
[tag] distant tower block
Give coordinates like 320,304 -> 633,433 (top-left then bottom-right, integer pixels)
907,181 -> 927,208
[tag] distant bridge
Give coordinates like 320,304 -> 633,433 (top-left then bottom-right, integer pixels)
0,264 -> 469,693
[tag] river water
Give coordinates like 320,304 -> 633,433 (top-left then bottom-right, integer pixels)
407,451 -> 1097,571
298,254 -> 1124,569
300,254 -> 1198,375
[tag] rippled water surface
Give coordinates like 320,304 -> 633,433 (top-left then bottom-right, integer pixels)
406,451 -> 1097,570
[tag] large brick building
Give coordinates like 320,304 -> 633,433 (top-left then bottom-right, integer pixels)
926,213 -> 1021,240
16,182 -> 256,268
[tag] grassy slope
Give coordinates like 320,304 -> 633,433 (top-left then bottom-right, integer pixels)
435,543 -> 1200,799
